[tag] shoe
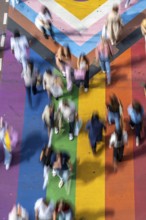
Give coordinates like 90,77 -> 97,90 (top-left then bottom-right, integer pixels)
62,71 -> 66,77
5,164 -> 10,170
69,133 -> 73,141
52,170 -> 57,177
54,127 -> 59,134
84,88 -> 88,93
58,179 -> 64,188
136,137 -> 139,147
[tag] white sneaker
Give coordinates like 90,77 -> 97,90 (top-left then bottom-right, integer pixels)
136,137 -> 139,147
52,170 -> 57,177
5,164 -> 10,170
62,71 -> 66,77
58,179 -> 64,188
54,127 -> 59,134
69,133 -> 73,141
84,88 -> 88,93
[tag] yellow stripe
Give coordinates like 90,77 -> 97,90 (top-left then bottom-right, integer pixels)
75,73 -> 105,220
56,0 -> 107,20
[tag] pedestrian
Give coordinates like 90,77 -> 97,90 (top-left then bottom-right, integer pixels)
106,94 -> 123,130
40,146 -> 54,190
35,6 -> 55,40
86,113 -> 106,154
109,128 -> 128,172
96,37 -> 113,85
34,198 -> 55,220
56,45 -> 72,91
74,53 -> 89,92
8,204 -> 29,220
10,30 -> 29,76
55,99 -> 78,141
42,104 -> 55,147
106,4 -> 123,45
53,200 -> 74,220
128,101 -> 144,147
50,151 -> 73,188
23,60 -> 37,107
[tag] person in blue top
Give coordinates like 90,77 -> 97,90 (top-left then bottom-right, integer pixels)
128,100 -> 144,147
86,113 -> 106,154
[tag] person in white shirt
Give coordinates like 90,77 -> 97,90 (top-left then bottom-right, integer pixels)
34,198 -> 54,220
35,7 -> 54,40
109,128 -> 128,172
8,204 -> 29,220
55,99 -> 77,141
10,30 -> 29,75
23,60 -> 37,107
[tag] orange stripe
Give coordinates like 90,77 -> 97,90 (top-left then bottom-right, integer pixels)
105,49 -> 135,220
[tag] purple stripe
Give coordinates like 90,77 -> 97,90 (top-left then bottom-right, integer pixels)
0,31 -> 25,219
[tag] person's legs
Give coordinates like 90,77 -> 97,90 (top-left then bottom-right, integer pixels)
135,122 -> 142,146
84,70 -> 89,92
4,147 -> 12,170
105,60 -> 111,85
91,142 -> 96,154
65,65 -> 72,92
64,211 -> 73,220
43,165 -> 50,190
108,111 -> 115,125
48,128 -> 53,147
25,86 -> 32,106
99,59 -> 106,73
69,120 -> 75,140
32,83 -> 37,95
56,57 -> 65,74
48,23 -> 54,40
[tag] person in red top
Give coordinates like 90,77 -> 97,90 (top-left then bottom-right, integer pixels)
53,200 -> 73,220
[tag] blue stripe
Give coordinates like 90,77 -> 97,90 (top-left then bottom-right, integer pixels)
11,0 -> 146,57
16,48 -> 53,219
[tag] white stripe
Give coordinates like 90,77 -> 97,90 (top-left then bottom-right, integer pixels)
3,13 -> 8,25
39,0 -> 121,30
0,35 -> 6,47
0,59 -> 2,71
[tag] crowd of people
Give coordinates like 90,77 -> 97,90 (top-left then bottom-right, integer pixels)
0,1 -> 146,219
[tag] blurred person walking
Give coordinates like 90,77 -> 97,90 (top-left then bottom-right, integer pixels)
128,100 -> 144,147
96,37 -> 113,85
86,113 -> 106,154
10,30 -> 29,76
8,204 -> 29,220
56,45 -> 72,92
106,4 -> 123,45
35,6 -> 55,40
74,53 -> 89,92
109,127 -> 128,172
50,151 -> 73,188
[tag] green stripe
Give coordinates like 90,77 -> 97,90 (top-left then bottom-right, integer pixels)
46,69 -> 79,210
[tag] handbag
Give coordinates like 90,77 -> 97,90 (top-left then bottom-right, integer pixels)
74,69 -> 86,80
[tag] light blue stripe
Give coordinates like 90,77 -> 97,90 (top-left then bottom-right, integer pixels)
16,48 -> 53,219
12,0 -> 146,57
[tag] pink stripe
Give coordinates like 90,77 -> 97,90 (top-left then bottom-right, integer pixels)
23,0 -> 137,45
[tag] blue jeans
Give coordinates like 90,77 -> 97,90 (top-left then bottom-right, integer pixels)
99,57 -> 111,84
58,211 -> 73,220
4,147 -> 12,167
108,111 -> 120,130
53,169 -> 70,183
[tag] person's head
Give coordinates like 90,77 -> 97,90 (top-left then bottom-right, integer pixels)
132,100 -> 142,113
42,6 -> 49,14
91,113 -> 99,125
62,99 -> 69,107
14,30 -> 20,38
112,4 -> 119,13
43,198 -> 49,206
46,69 -> 52,75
